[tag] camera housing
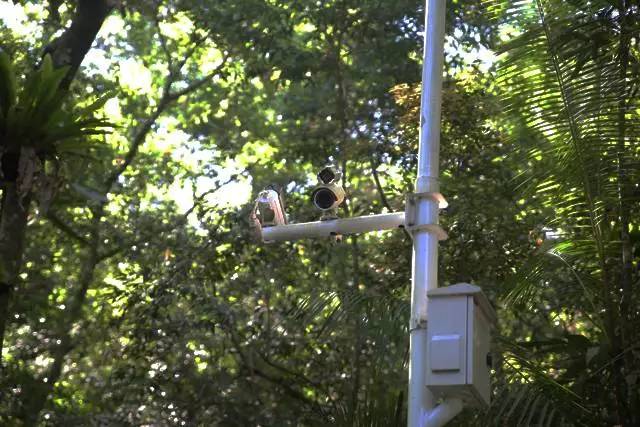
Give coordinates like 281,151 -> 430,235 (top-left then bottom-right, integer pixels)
254,189 -> 287,227
311,167 -> 345,216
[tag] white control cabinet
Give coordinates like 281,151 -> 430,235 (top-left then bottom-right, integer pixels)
426,283 -> 497,407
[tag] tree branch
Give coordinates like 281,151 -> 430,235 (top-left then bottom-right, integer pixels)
19,205 -> 103,424
102,98 -> 168,194
174,29 -> 213,74
103,53 -> 229,194
96,179 -> 231,262
225,319 -> 320,410
166,53 -> 230,102
370,161 -> 392,211
153,15 -> 174,75
45,211 -> 90,246
44,0 -> 114,90
371,159 -> 411,240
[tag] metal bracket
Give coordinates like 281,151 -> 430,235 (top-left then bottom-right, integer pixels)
404,192 -> 448,241
406,224 -> 448,241
406,191 -> 448,209
409,317 -> 427,332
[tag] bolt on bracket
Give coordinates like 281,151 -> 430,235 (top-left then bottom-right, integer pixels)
410,317 -> 428,332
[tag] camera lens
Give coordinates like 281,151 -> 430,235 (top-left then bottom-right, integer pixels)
313,188 -> 337,210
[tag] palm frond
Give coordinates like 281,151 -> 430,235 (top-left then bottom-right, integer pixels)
481,337 -> 598,426
328,392 -> 404,427
487,0 -> 640,309
0,53 -> 113,149
291,288 -> 408,340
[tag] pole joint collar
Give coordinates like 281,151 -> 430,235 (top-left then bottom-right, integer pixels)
404,192 -> 448,240
406,191 -> 448,209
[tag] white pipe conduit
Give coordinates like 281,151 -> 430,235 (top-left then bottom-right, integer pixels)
423,398 -> 464,427
261,212 -> 405,242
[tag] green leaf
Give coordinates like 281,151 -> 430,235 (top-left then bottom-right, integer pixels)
79,91 -> 116,116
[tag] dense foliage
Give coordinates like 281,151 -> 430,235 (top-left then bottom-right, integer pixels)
0,0 -> 638,426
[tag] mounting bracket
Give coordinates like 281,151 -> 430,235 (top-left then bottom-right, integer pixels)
404,192 -> 448,241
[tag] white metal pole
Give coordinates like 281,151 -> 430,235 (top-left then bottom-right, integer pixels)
408,0 -> 447,426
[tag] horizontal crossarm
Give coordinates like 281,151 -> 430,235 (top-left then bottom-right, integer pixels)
261,212 -> 405,242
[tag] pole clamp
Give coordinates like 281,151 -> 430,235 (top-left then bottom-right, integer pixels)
407,191 -> 448,209
410,317 -> 427,332
404,192 -> 448,241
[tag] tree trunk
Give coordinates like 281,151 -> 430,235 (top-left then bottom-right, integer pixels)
0,0 -> 113,358
44,0 -> 113,90
0,183 -> 30,358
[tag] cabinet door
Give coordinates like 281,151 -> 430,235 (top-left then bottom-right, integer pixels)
427,295 -> 467,388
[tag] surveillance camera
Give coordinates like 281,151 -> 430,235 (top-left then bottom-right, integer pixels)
317,166 -> 342,185
311,184 -> 345,211
311,166 -> 345,215
253,188 -> 287,227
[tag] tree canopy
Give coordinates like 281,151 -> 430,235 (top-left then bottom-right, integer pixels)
0,0 -> 639,426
